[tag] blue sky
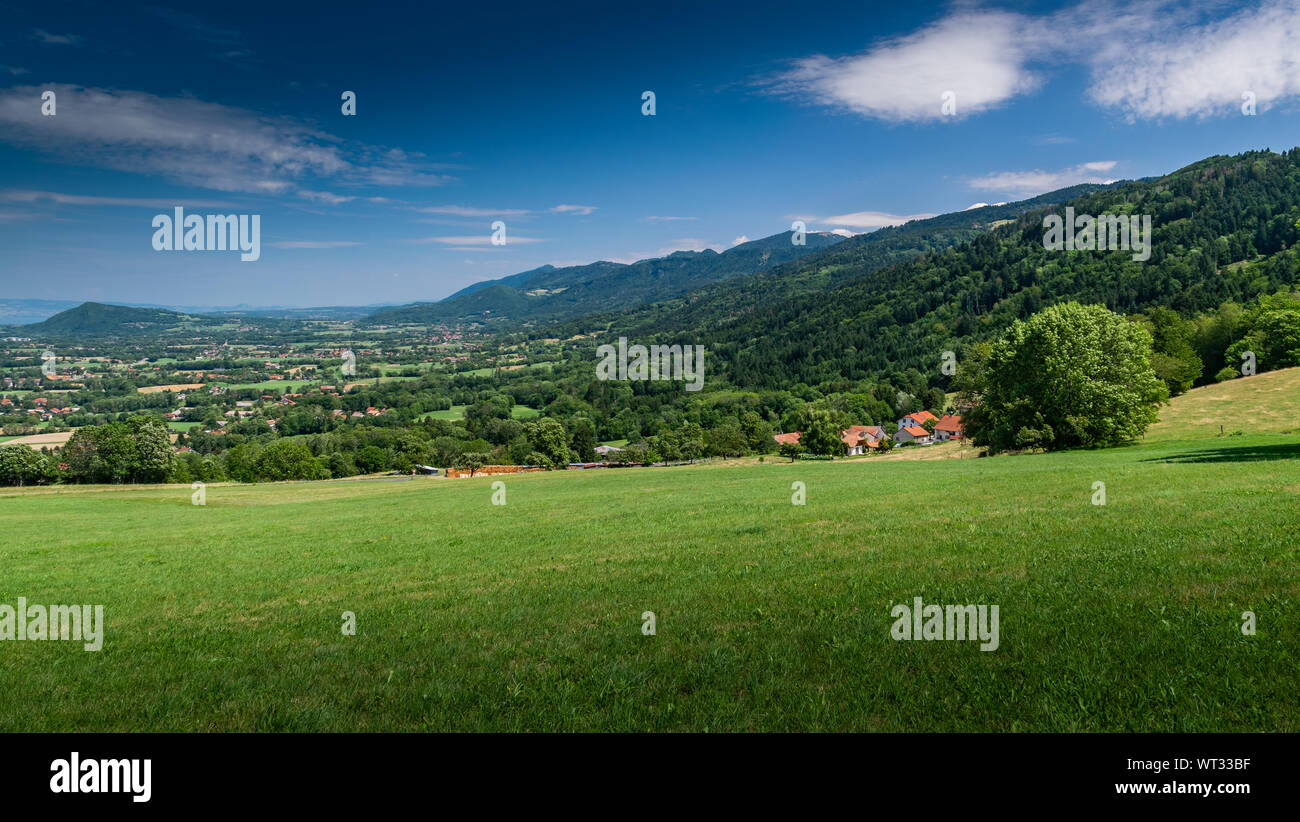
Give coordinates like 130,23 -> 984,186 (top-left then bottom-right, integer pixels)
2,0 -> 1299,307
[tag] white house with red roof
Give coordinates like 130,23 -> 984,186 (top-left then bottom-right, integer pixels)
894,424 -> 934,445
898,410 -> 938,429
934,414 -> 964,441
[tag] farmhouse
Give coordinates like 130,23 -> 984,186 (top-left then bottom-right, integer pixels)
894,425 -> 933,445
934,414 -> 964,441
773,425 -> 889,455
846,425 -> 886,446
898,410 -> 937,429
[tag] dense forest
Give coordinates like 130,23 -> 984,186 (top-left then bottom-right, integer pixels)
624,150 -> 1300,391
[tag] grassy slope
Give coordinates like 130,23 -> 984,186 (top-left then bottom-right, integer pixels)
1145,367 -> 1300,442
2,427 -> 1297,731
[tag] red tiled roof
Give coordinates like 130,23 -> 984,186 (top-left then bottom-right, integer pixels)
773,432 -> 801,445
906,410 -> 938,424
902,425 -> 929,437
935,414 -> 963,433
843,424 -> 884,440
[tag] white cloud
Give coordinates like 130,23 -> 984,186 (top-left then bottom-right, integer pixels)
608,238 -> 727,263
764,10 -> 1049,122
418,205 -> 531,217
414,235 -> 544,245
644,215 -> 697,222
763,1 -> 1300,122
732,235 -> 750,245
1087,0 -> 1300,119
550,204 -> 597,215
665,238 -> 722,253
0,189 -> 236,208
819,210 -> 936,228
297,190 -> 355,205
968,161 -> 1118,197
0,85 -> 455,195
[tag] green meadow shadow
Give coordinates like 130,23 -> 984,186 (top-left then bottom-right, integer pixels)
1144,441 -> 1300,464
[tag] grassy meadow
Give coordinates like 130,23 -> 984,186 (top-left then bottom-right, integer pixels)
1,375 -> 1297,732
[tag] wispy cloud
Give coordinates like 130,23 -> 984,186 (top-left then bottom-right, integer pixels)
968,161 -> 1118,196
32,29 -> 83,46
418,203 -> 596,218
0,189 -> 237,209
763,0 -> 1300,122
644,215 -> 698,222
418,205 -> 532,217
1087,0 -> 1300,119
816,210 -> 935,229
0,85 -> 455,195
414,235 -> 544,245
297,190 -> 355,205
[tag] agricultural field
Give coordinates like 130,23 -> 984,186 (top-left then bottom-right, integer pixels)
456,362 -> 554,378
3,430 -> 73,449
1142,368 -> 1300,442
420,404 -> 539,421
215,380 -> 319,392
3,416 -> 1296,731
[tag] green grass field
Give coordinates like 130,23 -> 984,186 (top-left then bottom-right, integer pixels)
217,380 -> 317,392
456,362 -> 554,378
1143,367 -> 1300,442
420,404 -> 539,421
1,374 -> 1297,732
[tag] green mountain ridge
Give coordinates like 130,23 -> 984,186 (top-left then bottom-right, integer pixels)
636,149 -> 1300,389
13,302 -> 198,336
363,231 -> 844,327
539,182 -> 1124,343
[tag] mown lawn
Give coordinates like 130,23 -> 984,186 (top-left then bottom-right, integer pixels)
1,434 -> 1296,731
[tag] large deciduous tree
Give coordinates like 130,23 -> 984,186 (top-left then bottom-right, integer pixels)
960,302 -> 1167,454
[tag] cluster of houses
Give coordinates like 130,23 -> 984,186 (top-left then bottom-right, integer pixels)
773,410 -> 964,455
1,396 -> 80,421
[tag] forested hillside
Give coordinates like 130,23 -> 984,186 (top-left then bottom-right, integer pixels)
610,150 -> 1300,391
364,231 -> 842,327
542,183 -> 1121,343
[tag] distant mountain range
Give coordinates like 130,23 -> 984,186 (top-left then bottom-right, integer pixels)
12,302 -> 199,336
603,150 -> 1298,388
0,299 -> 401,325
1,182 -> 1123,337
362,231 -> 845,327
0,299 -> 85,326
538,182 -> 1125,342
